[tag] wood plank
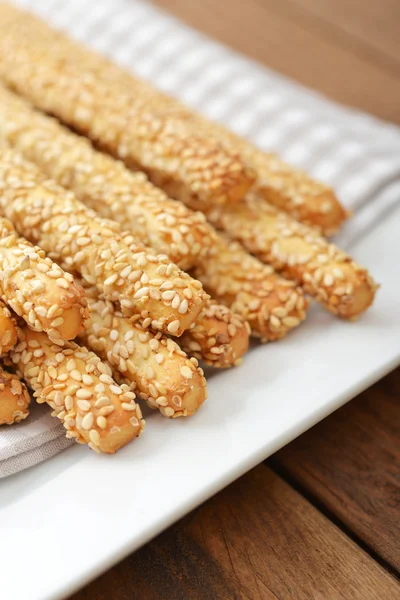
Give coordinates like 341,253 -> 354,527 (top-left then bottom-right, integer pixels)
272,368 -> 400,573
154,0 -> 400,123
70,3 -> 400,597
283,0 -> 400,71
71,466 -> 399,599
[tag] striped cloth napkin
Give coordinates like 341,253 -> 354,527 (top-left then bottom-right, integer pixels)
1,0 -> 399,477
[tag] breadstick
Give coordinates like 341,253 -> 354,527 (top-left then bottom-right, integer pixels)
0,300 -> 17,355
193,235 -> 308,341
0,7 -> 344,234
9,326 -> 145,453
180,301 -> 250,367
0,366 -> 30,425
0,148 -> 207,335
0,92 -> 304,341
123,227 -> 307,341
55,43 -> 345,235
80,294 -> 207,418
0,85 -> 216,270
0,216 -> 89,343
0,5 -> 254,211
121,91 -> 348,234
206,194 -> 378,318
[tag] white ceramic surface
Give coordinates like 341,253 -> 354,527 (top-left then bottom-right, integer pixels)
1,207 -> 399,600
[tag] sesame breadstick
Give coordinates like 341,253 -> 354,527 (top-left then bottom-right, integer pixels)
180,301 -> 250,367
57,47 -> 346,235
0,366 -> 30,425
10,326 -> 145,453
80,294 -> 207,418
206,194 -> 378,318
0,5 -> 254,211
193,235 -> 308,341
0,148 -> 207,335
0,300 -> 17,355
0,86 -> 216,271
0,93 -> 304,341
0,6 -> 343,234
116,89 -> 348,234
0,216 -> 89,344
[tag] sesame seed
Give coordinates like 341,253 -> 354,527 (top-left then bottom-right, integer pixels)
145,366 -> 154,379
89,429 -> 101,444
110,384 -> 122,395
56,277 -> 70,289
121,402 -> 137,411
51,317 -> 64,328
81,413 -> 94,430
104,274 -> 118,286
134,287 -> 149,299
48,366 -> 58,379
149,339 -> 159,351
155,353 -> 165,365
270,315 -> 281,329
77,400 -> 91,411
109,329 -> 118,341
180,365 -> 193,379
99,405 -> 116,416
162,290 -> 175,301
70,369 -> 82,382
94,397 -> 110,408
171,294 -> 181,309
47,305 -> 60,319
66,359 -> 76,371
65,395 -> 74,411
178,299 -> 189,314
97,416 -> 107,429
167,320 -> 180,334
282,316 -> 301,327
76,389 -> 93,399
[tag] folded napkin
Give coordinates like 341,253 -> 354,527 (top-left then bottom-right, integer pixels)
1,0 -> 399,477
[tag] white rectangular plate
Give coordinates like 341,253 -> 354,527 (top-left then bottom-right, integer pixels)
0,1 -> 400,599
1,207 -> 399,600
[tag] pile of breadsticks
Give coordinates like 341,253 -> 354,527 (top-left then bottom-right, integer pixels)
0,3 -> 378,454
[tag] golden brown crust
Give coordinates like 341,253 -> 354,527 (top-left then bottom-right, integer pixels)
193,235 -> 308,341
0,216 -> 89,343
0,86 -> 216,270
0,5 -> 254,210
0,300 -> 18,355
10,326 -> 145,453
150,100 -> 348,234
95,48 -> 347,234
181,300 -> 250,367
80,294 -> 207,418
0,12 -> 344,235
0,366 -> 30,425
207,194 -> 378,318
0,148 -> 208,336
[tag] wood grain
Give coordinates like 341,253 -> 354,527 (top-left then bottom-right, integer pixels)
272,368 -> 400,573
281,0 -> 400,71
154,0 -> 400,123
72,466 -> 400,600
69,1 -> 400,597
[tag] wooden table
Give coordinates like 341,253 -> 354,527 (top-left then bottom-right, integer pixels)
73,1 -> 400,598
